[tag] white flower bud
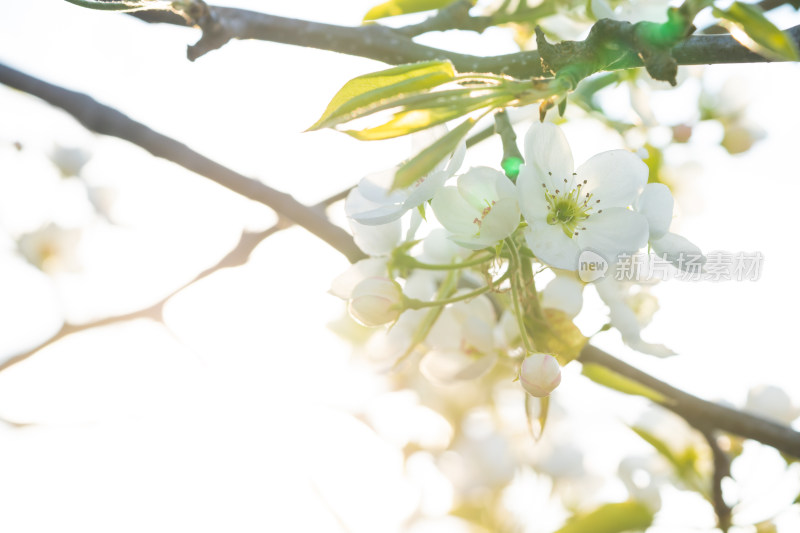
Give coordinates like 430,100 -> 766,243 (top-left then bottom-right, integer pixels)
519,353 -> 561,397
348,277 -> 403,327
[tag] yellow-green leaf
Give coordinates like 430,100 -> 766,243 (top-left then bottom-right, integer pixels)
531,309 -> 588,366
345,89 -> 507,141
307,61 -> 456,131
391,117 -> 474,188
713,2 -> 799,61
554,501 -> 654,533
364,0 -> 454,21
582,363 -> 669,404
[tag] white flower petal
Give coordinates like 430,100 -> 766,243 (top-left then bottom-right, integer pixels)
636,183 -> 674,239
476,197 -> 520,245
542,275 -> 585,318
651,232 -> 704,268
523,122 -> 575,191
625,339 -> 677,358
347,186 -> 406,226
457,167 -> 505,211
577,208 -> 648,262
444,140 -> 467,176
403,168 -> 449,211
431,187 -> 479,236
420,229 -> 470,265
516,164 -> 550,222
578,150 -> 648,208
524,222 -> 581,270
349,218 -> 402,256
358,167 -> 405,204
329,257 -> 388,299
596,277 -> 676,357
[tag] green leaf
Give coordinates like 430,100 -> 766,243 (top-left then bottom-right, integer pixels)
525,393 -> 549,441
713,2 -> 799,61
554,501 -> 654,533
581,363 -> 669,404
345,89 -> 508,141
391,117 -> 475,189
364,0 -> 454,21
307,61 -> 456,131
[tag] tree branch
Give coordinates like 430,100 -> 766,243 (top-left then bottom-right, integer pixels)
126,3 -> 800,79
0,188 -> 350,375
579,344 -> 800,458
0,62 -> 365,263
698,427 -> 733,532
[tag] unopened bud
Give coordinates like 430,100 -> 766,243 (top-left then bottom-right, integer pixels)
520,353 -> 561,397
348,277 -> 403,327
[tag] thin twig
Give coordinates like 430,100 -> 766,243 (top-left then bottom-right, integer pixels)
0,190 -> 349,374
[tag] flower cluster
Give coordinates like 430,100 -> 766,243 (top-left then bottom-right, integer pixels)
333,122 -> 702,395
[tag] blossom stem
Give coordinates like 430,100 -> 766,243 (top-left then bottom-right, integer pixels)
405,270 -> 510,309
402,252 -> 496,271
505,238 -> 536,353
392,268 -> 462,370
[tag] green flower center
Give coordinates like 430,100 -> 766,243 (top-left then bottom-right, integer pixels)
542,176 -> 603,238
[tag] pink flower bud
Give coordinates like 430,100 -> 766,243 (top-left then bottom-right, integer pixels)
348,277 -> 403,327
520,353 -> 561,397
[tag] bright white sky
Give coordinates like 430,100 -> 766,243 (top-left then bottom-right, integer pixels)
0,1 -> 799,532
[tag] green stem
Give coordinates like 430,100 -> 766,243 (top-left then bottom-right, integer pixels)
392,268 -> 461,370
403,252 -> 495,271
505,238 -> 536,353
405,270 -> 510,309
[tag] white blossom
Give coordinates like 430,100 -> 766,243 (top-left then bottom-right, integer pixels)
517,122 -> 649,270
432,166 -> 520,250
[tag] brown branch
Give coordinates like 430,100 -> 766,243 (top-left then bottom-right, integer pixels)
0,189 -> 349,374
123,3 -> 800,79
0,62 -> 366,264
580,344 -> 800,458
698,427 -> 733,532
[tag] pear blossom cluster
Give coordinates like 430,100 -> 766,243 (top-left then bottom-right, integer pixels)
333,122 -> 702,396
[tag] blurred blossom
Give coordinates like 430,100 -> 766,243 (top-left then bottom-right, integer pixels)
618,454 -> 669,511
48,145 -> 90,178
595,277 -> 675,357
16,222 -> 83,273
634,406 -> 708,458
420,293 -> 499,384
744,385 -> 800,425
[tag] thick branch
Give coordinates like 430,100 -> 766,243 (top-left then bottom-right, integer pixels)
580,344 -> 800,458
0,62 -> 365,263
129,4 -> 800,79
